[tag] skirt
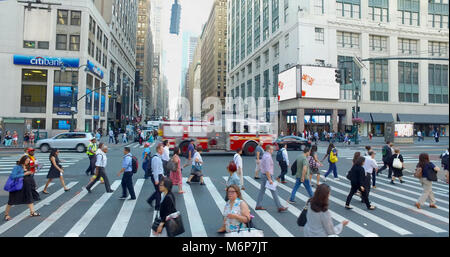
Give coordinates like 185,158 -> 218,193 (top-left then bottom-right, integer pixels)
47,166 -> 61,179
169,169 -> 183,186
393,168 -> 403,178
8,175 -> 40,205
310,167 -> 320,175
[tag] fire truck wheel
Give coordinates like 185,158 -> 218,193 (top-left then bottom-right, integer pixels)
243,142 -> 257,156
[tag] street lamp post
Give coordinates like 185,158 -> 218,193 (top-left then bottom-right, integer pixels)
354,78 -> 366,145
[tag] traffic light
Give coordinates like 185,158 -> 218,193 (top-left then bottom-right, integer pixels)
352,106 -> 360,113
346,69 -> 353,84
335,69 -> 342,84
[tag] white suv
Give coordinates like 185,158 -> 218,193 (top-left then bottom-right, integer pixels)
36,132 -> 94,153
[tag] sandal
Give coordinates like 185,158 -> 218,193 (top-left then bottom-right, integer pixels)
178,191 -> 185,194
29,212 -> 41,217
4,215 -> 11,221
42,191 -> 49,194
345,205 -> 353,210
368,206 -> 376,210
64,188 -> 70,192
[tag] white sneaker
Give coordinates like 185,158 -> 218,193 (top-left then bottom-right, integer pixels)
335,178 -> 340,181
323,177 -> 327,182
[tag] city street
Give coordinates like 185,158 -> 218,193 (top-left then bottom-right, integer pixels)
0,139 -> 448,237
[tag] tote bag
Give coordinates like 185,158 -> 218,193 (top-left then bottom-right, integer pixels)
4,176 -> 23,192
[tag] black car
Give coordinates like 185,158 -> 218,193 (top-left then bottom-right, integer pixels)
274,136 -> 312,151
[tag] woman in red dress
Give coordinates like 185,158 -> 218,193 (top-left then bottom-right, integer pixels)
170,146 -> 184,194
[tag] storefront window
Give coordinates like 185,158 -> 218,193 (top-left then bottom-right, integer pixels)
52,119 -> 76,130
21,69 -> 47,113
53,86 -> 78,113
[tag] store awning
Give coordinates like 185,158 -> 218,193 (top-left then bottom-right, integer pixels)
397,114 -> 449,124
371,113 -> 394,123
353,112 -> 372,123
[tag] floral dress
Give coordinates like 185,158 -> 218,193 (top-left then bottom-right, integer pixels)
169,154 -> 182,186
223,198 -> 246,232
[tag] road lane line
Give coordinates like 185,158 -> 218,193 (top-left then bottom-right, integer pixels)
149,210 -> 159,237
107,179 -> 145,237
203,177 -> 226,215
313,177 -> 447,233
399,175 -> 449,191
25,182 -> 102,237
375,175 -> 449,197
260,177 -> 376,237
65,181 -> 121,237
0,182 -> 78,236
0,183 -> 54,214
284,176 -> 412,236
181,177 -> 207,237
222,177 -> 293,237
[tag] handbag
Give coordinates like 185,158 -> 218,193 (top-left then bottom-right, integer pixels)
151,210 -> 162,232
297,201 -> 309,227
414,167 -> 422,178
346,169 -> 352,180
225,217 -> 264,237
4,176 -> 24,192
426,164 -> 438,182
192,162 -> 202,172
165,211 -> 185,237
392,155 -> 402,169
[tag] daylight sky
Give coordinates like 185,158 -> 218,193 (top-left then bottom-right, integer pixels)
160,0 -> 215,117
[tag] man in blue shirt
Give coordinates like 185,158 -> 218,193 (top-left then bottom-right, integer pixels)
147,143 -> 164,210
187,139 -> 195,160
117,147 -> 136,200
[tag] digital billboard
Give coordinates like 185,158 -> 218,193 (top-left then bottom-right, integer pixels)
395,123 -> 414,137
300,66 -> 340,99
277,66 -> 299,101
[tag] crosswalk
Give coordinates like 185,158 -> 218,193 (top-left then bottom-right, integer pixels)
125,142 -> 156,149
0,152 -> 85,176
0,170 -> 448,237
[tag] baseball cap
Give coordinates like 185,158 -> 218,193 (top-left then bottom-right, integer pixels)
27,147 -> 35,152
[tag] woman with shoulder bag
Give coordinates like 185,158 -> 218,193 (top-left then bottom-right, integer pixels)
390,148 -> 405,184
169,147 -> 184,194
345,156 -> 376,210
415,153 -> 440,209
4,155 -> 41,221
152,177 -> 183,237
309,145 -> 322,187
304,184 -> 349,237
217,185 -> 251,234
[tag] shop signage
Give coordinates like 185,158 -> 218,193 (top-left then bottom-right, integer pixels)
13,55 -> 79,67
87,60 -> 104,79
93,115 -> 100,120
57,112 -> 71,116
305,109 -> 329,114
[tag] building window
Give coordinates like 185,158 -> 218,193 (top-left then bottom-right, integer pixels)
398,0 -> 420,26
104,36 -> 108,49
429,41 -> 448,57
54,70 -> 78,84
23,41 -> 35,48
398,38 -> 418,55
69,35 -> 80,51
336,0 -> 361,19
273,64 -> 279,96
254,0 -> 261,48
428,0 -> 449,29
369,35 -> 388,52
284,0 -> 289,23
338,56 -> 361,100
241,83 -> 246,99
53,86 -> 78,114
264,50 -> 269,63
71,11 -> 81,26
273,43 -> 279,58
57,10 -> 68,25
255,74 -> 261,98
398,62 -> 419,103
272,0 -> 279,33
368,0 -> 389,23
429,64 -> 449,104
370,60 -> 389,101
56,34 -> 67,50
21,69 -> 47,113
248,63 -> 252,74
52,119 -> 76,130
315,28 -> 324,43
284,33 -> 289,48
247,79 -> 253,97
314,0 -> 324,14
336,31 -> 360,48
256,56 -> 261,68
38,41 -> 49,49
263,0 -> 269,41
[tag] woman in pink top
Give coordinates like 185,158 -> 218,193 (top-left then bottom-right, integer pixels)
170,146 -> 184,194
12,131 -> 18,146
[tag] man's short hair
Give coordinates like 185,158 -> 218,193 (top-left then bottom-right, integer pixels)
156,143 -> 164,151
303,147 -> 311,154
236,148 -> 242,153
368,151 -> 375,156
124,147 -> 131,153
265,144 -> 273,151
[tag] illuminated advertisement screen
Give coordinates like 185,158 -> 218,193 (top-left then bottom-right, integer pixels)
395,124 -> 414,137
277,66 -> 299,101
58,120 -> 70,130
301,66 -> 340,99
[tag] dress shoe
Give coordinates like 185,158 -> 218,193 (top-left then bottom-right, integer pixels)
415,202 -> 421,209
255,206 -> 266,210
278,207 -> 288,212
429,204 -> 438,208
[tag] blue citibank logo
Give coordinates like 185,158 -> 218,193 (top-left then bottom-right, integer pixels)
13,55 -> 79,68
87,60 -> 104,79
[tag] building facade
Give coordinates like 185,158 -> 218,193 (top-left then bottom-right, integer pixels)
227,0 -> 449,136
187,37 -> 203,115
0,0 -> 111,138
201,0 -> 228,106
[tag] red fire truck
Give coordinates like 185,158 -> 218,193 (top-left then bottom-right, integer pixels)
161,119 -> 276,156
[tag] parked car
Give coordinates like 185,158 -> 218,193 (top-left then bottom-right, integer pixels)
36,132 -> 94,153
273,136 -> 312,151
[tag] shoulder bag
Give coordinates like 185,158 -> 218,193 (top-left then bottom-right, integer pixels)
297,200 -> 309,227
165,211 -> 185,237
414,167 -> 422,178
225,216 -> 264,237
4,176 -> 23,193
426,164 -> 438,182
392,155 -> 403,169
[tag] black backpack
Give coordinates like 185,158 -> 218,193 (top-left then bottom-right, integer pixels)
276,149 -> 284,162
131,155 -> 139,174
146,155 -> 158,174
291,160 -> 297,176
441,154 -> 449,170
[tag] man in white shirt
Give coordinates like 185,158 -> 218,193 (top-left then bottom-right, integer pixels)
86,145 -> 113,193
186,146 -> 205,185
363,151 -> 379,190
234,148 -> 244,190
161,140 -> 170,176
109,129 -> 114,143
276,144 -> 289,184
147,143 -> 165,210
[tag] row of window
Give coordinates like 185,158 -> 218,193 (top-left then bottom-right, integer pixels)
57,10 -> 81,26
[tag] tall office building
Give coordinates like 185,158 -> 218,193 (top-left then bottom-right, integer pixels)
227,0 -> 449,136
200,0 -> 228,106
170,0 -> 181,35
181,34 -> 199,97
150,0 -> 163,118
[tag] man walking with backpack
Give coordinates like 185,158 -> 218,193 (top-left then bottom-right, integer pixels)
117,147 -> 136,200
379,141 -> 393,178
147,144 -> 165,210
234,148 -> 244,190
276,144 -> 289,184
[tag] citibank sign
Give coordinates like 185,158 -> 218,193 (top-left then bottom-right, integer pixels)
13,55 -> 79,68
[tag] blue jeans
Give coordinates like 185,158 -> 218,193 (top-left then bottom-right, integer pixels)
324,162 -> 338,178
290,178 -> 313,201
121,172 -> 136,199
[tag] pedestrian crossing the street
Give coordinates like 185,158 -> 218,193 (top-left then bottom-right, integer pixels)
0,171 -> 448,237
0,152 -> 85,176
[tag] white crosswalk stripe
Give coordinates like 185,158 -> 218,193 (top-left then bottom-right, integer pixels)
0,172 -> 447,237
0,183 -> 54,214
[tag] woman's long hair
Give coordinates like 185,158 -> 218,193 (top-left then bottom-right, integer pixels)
326,143 -> 334,155
50,148 -> 58,158
17,155 -> 29,166
417,153 -> 430,169
310,184 -> 330,212
353,152 -> 361,165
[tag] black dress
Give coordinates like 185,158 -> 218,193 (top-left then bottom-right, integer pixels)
391,154 -> 404,177
47,155 -> 62,179
8,175 -> 40,205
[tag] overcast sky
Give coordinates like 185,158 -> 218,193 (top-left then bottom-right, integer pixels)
160,0 -> 215,117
